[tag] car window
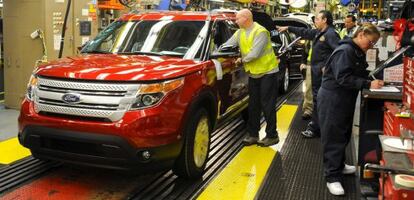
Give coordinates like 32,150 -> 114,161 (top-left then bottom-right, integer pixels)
278,32 -> 289,46
212,21 -> 228,48
82,20 -> 208,59
209,20 -> 235,52
225,20 -> 238,34
272,34 -> 282,45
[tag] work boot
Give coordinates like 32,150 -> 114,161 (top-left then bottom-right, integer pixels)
258,136 -> 279,147
326,182 -> 345,196
242,136 -> 258,146
342,164 -> 356,175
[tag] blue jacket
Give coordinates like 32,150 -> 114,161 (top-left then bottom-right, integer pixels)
321,38 -> 371,91
288,26 -> 340,69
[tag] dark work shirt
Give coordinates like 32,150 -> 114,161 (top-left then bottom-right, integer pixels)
288,26 -> 340,68
322,38 -> 371,91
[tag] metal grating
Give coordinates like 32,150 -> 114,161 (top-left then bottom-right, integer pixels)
0,157 -> 61,194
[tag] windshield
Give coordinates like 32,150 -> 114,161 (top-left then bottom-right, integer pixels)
82,20 -> 208,59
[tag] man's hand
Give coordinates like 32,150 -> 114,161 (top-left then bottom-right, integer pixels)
370,79 -> 384,89
277,26 -> 288,32
235,58 -> 242,65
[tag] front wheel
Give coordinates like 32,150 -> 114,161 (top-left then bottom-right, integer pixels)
173,108 -> 211,179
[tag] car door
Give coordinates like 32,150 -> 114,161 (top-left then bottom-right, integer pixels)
286,32 -> 306,77
274,18 -> 311,78
209,19 -> 248,116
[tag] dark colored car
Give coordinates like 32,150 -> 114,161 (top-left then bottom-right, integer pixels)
273,17 -> 312,90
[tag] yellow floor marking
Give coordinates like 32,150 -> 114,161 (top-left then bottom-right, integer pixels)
197,146 -> 276,200
0,137 -> 31,164
198,104 -> 298,200
259,104 -> 298,151
276,104 -> 298,136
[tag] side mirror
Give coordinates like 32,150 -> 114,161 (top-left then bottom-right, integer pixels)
78,41 -> 90,52
210,51 -> 240,59
218,44 -> 239,53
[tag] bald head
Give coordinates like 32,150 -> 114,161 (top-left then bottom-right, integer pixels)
236,9 -> 253,29
238,9 -> 252,20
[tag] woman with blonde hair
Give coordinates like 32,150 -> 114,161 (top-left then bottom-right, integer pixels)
317,23 -> 384,196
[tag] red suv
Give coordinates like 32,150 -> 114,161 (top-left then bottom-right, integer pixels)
18,11 -> 250,178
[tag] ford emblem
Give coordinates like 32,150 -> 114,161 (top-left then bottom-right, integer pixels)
62,93 -> 81,104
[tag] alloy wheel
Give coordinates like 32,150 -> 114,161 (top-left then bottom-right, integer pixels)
193,116 -> 209,168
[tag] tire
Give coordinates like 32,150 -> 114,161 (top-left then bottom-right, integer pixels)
279,66 -> 289,94
173,108 -> 211,179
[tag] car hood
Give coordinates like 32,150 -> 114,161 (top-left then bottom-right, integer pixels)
34,54 -> 204,81
274,17 -> 312,29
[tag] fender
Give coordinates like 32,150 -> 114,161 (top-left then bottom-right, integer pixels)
179,87 -> 218,139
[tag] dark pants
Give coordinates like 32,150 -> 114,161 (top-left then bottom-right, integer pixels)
318,87 -> 358,182
308,65 -> 323,133
247,73 -> 278,138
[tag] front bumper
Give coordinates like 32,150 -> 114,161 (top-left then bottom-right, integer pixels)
18,98 -> 185,148
19,125 -> 182,170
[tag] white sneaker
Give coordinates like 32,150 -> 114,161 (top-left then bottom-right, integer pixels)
342,164 -> 356,175
326,182 -> 345,196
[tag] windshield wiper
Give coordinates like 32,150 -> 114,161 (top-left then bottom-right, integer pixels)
159,51 -> 184,56
128,51 -> 164,56
81,50 -> 111,54
119,51 -> 183,57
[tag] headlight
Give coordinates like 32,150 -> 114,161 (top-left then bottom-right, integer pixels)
130,77 -> 184,110
26,75 -> 38,101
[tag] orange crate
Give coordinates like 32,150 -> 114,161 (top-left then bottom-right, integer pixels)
98,0 -> 125,10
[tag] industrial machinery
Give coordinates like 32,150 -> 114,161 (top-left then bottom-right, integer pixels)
3,0 -> 98,109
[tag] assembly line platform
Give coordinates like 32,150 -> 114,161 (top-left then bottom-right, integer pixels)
0,82 -> 360,200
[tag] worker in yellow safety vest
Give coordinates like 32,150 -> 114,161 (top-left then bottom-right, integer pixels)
339,15 -> 358,39
221,9 -> 279,147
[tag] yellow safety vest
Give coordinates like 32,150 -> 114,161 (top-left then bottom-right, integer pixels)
307,44 -> 312,62
339,28 -> 347,39
239,23 -> 278,75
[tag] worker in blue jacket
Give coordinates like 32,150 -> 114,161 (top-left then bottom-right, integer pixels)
278,10 -> 340,138
318,23 -> 384,196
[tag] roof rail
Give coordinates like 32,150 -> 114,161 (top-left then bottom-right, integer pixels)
210,9 -> 237,14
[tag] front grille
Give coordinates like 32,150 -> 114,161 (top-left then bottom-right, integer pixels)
34,77 -> 140,122
38,98 -> 119,110
38,78 -> 130,91
38,85 -> 127,96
